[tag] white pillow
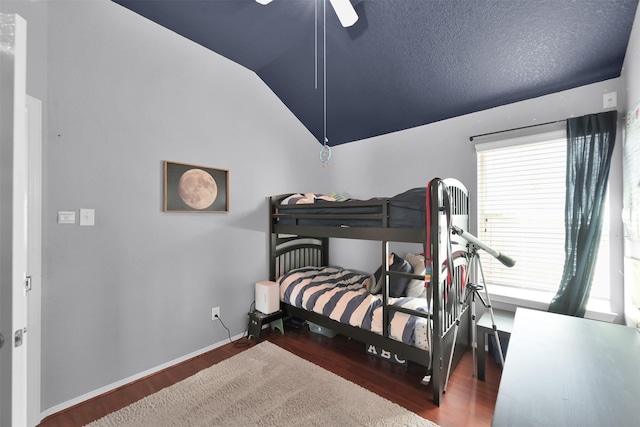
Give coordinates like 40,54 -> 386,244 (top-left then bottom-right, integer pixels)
404,253 -> 427,298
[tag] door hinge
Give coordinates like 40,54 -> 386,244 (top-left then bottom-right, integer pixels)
25,275 -> 32,292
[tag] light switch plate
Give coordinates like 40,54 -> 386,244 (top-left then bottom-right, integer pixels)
80,208 -> 95,226
57,211 -> 75,224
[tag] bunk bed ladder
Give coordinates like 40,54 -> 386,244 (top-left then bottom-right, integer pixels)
381,241 -> 390,337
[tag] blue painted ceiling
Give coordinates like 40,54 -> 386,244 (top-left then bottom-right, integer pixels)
112,0 -> 638,146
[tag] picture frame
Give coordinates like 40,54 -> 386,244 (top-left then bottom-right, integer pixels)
164,161 -> 229,213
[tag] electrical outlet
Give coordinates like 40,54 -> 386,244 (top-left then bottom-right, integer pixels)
211,307 -> 220,320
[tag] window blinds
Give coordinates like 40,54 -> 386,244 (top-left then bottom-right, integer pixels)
476,134 -> 567,292
475,130 -> 609,299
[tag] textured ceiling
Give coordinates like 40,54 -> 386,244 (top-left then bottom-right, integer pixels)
113,0 -> 638,146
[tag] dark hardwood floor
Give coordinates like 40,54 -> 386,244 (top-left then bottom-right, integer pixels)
39,324 -> 501,427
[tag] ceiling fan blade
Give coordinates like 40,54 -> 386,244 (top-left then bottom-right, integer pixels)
255,0 -> 358,28
329,0 -> 358,27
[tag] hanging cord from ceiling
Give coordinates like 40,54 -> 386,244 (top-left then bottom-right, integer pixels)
315,0 -> 318,90
319,0 -> 331,167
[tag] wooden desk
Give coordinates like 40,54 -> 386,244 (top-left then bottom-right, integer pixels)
492,308 -> 640,427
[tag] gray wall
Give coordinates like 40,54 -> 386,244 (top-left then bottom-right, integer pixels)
1,0 -> 635,416
42,0 -> 325,410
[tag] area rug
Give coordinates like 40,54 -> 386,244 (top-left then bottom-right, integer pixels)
86,341 -> 438,427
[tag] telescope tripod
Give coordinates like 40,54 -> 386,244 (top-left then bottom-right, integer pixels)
466,245 -> 505,374
443,245 -> 505,392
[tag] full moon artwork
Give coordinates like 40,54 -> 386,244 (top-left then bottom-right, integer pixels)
178,168 -> 218,210
164,161 -> 228,212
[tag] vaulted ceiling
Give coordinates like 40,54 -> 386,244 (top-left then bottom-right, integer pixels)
113,0 -> 638,146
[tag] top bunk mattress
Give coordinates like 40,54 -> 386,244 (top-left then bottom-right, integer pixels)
274,188 -> 431,228
273,180 -> 469,229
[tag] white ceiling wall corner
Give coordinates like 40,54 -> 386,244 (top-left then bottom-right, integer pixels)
620,0 -> 640,327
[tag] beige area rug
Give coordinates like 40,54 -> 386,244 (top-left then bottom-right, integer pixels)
86,341 -> 439,427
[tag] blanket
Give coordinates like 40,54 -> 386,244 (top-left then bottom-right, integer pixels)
279,266 -> 431,350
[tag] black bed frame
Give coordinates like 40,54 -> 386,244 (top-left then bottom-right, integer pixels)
268,179 -> 471,407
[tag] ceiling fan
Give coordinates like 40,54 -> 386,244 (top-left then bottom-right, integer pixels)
255,0 -> 359,27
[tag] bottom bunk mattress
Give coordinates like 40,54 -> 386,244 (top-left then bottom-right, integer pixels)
278,266 -> 431,350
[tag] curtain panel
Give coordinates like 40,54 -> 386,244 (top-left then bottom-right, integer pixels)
548,110 -> 617,317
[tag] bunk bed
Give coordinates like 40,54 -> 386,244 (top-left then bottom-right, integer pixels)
268,178 -> 471,406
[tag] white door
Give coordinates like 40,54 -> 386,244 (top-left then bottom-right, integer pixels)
0,13 -> 29,427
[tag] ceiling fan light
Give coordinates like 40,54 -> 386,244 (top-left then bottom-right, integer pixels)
255,0 -> 273,5
329,0 -> 358,27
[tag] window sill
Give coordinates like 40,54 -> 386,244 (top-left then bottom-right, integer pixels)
486,284 -> 617,323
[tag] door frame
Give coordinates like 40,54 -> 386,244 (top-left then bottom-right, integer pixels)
26,94 -> 42,427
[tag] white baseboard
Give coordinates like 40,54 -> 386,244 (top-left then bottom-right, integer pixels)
40,333 -> 245,420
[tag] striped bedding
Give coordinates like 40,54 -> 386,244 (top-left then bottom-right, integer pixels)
278,266 -> 432,350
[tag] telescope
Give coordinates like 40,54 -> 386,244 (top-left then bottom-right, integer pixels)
451,226 -> 515,268
444,224 -> 514,391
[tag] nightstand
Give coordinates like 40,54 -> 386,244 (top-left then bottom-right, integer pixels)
477,308 -> 514,381
247,310 -> 285,342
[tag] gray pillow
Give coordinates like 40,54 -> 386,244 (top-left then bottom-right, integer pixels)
371,253 -> 413,297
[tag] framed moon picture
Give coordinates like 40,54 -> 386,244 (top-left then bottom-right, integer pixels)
164,161 -> 229,213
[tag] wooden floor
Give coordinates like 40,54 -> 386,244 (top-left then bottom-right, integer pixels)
39,325 -> 502,427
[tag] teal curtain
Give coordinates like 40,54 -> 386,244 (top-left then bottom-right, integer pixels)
548,111 -> 617,317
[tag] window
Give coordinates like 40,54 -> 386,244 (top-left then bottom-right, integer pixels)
475,130 -> 610,302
